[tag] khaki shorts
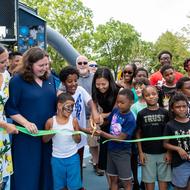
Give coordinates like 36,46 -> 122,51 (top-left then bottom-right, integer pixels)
142,153 -> 171,183
86,119 -> 99,147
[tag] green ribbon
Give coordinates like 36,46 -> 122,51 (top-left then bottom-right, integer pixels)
0,126 -> 87,137
1,126 -> 190,143
102,134 -> 190,144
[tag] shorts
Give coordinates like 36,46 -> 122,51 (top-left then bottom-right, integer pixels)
51,153 -> 82,190
106,150 -> 132,180
172,161 -> 190,188
142,153 -> 171,183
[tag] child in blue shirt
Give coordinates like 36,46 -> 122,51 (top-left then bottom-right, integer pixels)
97,88 -> 136,190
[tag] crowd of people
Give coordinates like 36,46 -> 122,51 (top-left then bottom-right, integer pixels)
0,44 -> 189,190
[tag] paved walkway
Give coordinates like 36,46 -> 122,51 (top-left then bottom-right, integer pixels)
83,146 -> 108,189
83,158 -> 108,190
83,146 -> 172,190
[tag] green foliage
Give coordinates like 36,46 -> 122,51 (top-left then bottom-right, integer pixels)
92,18 -> 141,78
153,31 -> 190,73
21,0 -> 94,73
92,18 -> 155,78
20,0 -> 190,76
180,15 -> 190,49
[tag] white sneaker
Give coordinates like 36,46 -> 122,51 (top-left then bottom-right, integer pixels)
89,158 -> 93,164
82,163 -> 87,168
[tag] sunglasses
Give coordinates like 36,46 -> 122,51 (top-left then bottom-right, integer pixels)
89,64 -> 98,68
123,70 -> 133,75
77,61 -> 88,65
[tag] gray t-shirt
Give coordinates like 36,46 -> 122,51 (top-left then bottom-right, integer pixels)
78,72 -> 94,119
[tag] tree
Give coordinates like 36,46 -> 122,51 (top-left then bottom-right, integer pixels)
129,40 -> 154,72
153,31 -> 190,73
92,18 -> 143,79
21,0 -> 94,72
179,15 -> 190,50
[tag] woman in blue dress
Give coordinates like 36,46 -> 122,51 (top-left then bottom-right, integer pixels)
5,47 -> 57,190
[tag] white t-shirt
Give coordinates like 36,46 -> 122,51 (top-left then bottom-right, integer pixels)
72,86 -> 91,149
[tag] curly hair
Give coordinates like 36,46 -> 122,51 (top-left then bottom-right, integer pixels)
59,66 -> 79,82
134,67 -> 149,78
160,64 -> 174,76
183,58 -> 190,72
169,92 -> 189,119
118,88 -> 134,101
20,47 -> 48,83
176,77 -> 190,90
157,50 -> 172,60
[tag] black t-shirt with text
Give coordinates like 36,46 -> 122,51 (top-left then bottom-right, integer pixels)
137,107 -> 169,154
164,119 -> 190,167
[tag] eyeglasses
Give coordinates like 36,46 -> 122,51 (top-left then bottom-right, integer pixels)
89,64 -> 98,68
123,70 -> 133,75
77,61 -> 88,65
160,57 -> 170,61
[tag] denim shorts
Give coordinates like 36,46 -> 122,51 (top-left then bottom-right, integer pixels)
172,161 -> 190,188
51,153 -> 82,190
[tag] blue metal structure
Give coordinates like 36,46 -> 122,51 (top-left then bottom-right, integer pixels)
18,3 -> 46,53
0,0 -> 79,66
18,2 -> 79,66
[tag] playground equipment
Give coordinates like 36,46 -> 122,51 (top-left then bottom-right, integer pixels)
47,26 -> 79,67
0,0 -> 79,66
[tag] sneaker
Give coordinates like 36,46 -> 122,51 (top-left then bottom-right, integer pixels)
89,158 -> 93,164
95,169 -> 104,176
93,164 -> 104,176
82,163 -> 87,168
93,164 -> 97,172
